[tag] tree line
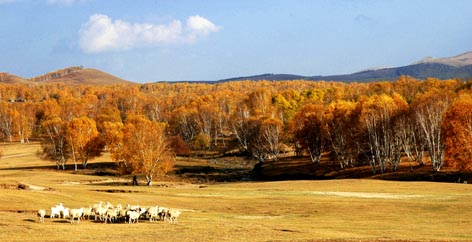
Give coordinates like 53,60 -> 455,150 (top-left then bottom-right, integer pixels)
0,76 -> 471,184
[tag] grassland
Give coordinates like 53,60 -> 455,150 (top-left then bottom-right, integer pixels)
0,143 -> 471,241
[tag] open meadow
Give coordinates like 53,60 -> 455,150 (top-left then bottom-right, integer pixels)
0,142 -> 471,242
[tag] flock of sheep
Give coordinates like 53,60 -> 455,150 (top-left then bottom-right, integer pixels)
37,201 -> 181,224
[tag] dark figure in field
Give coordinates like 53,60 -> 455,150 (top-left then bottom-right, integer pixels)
132,175 -> 138,186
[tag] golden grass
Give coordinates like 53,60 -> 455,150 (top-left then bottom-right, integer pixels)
0,142 -> 471,241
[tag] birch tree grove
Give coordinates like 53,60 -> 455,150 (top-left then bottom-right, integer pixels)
1,76 -> 470,175
413,91 -> 452,172
361,94 -> 407,173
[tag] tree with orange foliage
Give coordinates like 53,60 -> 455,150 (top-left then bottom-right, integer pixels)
325,100 -> 360,169
442,93 -> 472,171
290,104 -> 327,166
109,115 -> 174,186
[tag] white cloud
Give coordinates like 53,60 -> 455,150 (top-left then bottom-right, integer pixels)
79,14 -> 220,53
186,15 -> 221,42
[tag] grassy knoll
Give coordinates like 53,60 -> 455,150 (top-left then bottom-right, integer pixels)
0,143 -> 471,241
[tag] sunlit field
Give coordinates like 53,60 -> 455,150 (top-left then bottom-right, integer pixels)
0,142 -> 471,242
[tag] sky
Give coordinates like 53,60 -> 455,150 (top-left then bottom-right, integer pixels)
1,0 -> 471,83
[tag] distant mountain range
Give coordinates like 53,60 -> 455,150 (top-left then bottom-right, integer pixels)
215,51 -> 472,83
1,51 -> 472,85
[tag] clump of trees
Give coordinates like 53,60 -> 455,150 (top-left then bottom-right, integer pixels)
0,76 -> 471,182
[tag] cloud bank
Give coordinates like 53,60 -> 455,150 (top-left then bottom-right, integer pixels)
79,14 -> 220,53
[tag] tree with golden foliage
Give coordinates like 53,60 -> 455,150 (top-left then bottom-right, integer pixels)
66,117 -> 102,170
442,93 -> 472,171
325,100 -> 360,169
108,115 -> 174,186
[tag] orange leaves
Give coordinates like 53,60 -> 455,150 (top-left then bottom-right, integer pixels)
66,117 -> 101,169
442,94 -> 472,171
109,115 -> 174,185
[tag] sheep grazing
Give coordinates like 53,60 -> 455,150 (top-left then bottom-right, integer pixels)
50,206 -> 61,219
50,202 -> 65,219
105,209 -> 119,224
95,207 -> 108,221
165,209 -> 181,224
127,211 -> 140,224
62,207 -> 70,219
37,209 -> 46,223
40,202 -> 182,225
147,206 -> 159,223
81,206 -> 93,220
70,208 -> 84,224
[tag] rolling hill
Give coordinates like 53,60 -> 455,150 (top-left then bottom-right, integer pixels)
0,66 -> 133,85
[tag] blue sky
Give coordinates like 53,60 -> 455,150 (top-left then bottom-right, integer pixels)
1,0 -> 471,82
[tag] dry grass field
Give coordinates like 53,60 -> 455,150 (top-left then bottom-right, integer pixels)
0,142 -> 471,241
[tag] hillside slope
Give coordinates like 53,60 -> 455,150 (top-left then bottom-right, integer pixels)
1,66 -> 133,85
413,51 -> 472,67
29,67 -> 133,85
0,73 -> 29,84
42,68 -> 133,85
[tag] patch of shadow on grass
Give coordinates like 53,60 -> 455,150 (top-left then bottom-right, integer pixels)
23,219 -> 36,223
93,189 -> 143,193
52,220 -> 71,224
274,228 -> 300,233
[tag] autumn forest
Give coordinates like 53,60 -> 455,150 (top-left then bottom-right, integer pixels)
1,76 -> 472,185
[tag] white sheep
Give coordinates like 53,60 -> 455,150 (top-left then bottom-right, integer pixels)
50,206 -> 61,219
81,206 -> 93,220
105,209 -> 119,223
70,208 -> 84,224
147,206 -> 159,222
127,210 -> 140,224
62,207 -> 70,219
37,209 -> 46,223
165,208 -> 181,224
50,203 -> 65,219
95,207 -> 108,221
